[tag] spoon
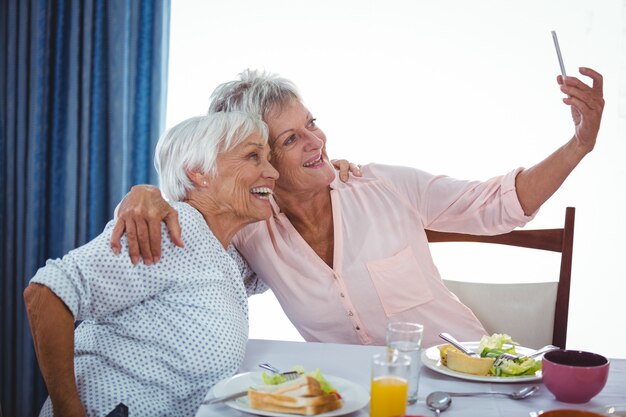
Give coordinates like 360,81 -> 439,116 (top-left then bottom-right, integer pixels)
429,385 -> 538,403
426,391 -> 452,416
449,385 -> 538,399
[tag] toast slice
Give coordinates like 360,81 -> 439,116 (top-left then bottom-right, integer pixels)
248,375 -> 342,416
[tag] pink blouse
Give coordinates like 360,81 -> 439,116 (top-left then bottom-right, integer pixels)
234,164 -> 534,348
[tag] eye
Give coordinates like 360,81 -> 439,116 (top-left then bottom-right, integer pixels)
247,152 -> 259,161
307,118 -> 317,129
283,134 -> 296,146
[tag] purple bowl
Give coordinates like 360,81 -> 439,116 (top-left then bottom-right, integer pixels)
542,349 -> 610,404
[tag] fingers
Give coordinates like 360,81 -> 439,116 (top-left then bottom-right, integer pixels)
110,217 -> 143,265
111,185 -> 177,265
110,221 -> 125,255
559,67 -> 604,150
124,220 -> 141,265
579,67 -> 603,93
559,72 -> 605,111
349,162 -> 363,178
339,160 -> 350,182
148,220 -> 163,263
164,209 -> 184,249
331,159 -> 363,183
331,159 -> 351,182
134,218 -> 154,265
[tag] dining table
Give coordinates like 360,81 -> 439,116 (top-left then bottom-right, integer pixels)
195,339 -> 626,417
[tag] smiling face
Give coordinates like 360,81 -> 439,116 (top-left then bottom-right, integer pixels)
206,132 -> 279,224
265,99 -> 336,196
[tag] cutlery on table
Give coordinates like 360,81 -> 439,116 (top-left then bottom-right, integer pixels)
493,344 -> 559,367
438,385 -> 539,400
426,391 -> 452,416
440,333 -> 558,365
258,363 -> 301,380
203,364 -> 302,406
426,386 -> 538,416
202,390 -> 249,405
439,333 -> 480,357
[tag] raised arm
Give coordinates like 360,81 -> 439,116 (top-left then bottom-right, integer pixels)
515,67 -> 604,215
110,185 -> 183,265
24,284 -> 85,417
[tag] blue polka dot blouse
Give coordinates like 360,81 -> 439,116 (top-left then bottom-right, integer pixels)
31,202 -> 264,416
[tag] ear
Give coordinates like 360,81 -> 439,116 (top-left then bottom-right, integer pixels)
187,169 -> 209,187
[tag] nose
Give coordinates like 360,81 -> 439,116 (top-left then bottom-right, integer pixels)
302,130 -> 325,150
263,158 -> 279,180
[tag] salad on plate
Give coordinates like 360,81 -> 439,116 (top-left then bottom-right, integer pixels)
439,333 -> 542,377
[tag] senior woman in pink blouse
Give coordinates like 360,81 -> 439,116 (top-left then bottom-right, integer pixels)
112,68 -> 604,348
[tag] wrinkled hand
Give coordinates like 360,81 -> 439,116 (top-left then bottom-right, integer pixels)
558,67 -> 604,153
331,159 -> 363,183
110,185 -> 183,265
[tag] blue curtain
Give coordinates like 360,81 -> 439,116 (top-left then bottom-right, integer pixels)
0,1 -> 170,415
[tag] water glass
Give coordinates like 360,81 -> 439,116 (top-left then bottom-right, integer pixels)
370,352 -> 411,417
386,321 -> 424,404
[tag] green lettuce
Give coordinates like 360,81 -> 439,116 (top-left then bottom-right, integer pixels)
260,366 -> 337,393
477,333 -> 542,377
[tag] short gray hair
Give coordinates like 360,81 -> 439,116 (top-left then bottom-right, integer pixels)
208,69 -> 302,119
155,112 -> 268,201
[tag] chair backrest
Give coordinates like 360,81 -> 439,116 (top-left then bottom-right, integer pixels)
425,207 -> 575,349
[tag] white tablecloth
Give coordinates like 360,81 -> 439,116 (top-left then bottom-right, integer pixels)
195,339 -> 626,417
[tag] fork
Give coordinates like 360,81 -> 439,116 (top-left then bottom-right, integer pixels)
494,344 -> 559,367
202,365 -> 301,406
439,332 -> 481,357
258,363 -> 301,381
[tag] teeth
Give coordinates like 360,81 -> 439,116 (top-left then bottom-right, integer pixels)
251,187 -> 273,195
303,156 -> 322,167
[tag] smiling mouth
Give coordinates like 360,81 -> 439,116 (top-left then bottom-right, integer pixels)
303,155 -> 323,168
250,187 -> 273,200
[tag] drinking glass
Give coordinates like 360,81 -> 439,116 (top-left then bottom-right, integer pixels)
387,321 -> 424,404
370,352 -> 411,417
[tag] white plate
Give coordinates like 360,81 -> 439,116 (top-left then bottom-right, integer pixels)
211,371 -> 370,417
421,342 -> 542,383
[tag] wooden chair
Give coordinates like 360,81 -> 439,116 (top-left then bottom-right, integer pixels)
425,207 -> 575,349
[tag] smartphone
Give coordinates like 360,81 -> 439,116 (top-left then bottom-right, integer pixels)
551,30 -> 567,77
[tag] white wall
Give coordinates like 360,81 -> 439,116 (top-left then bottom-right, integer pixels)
167,0 -> 626,358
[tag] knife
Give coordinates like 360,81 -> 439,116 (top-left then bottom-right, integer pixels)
203,389 -> 248,405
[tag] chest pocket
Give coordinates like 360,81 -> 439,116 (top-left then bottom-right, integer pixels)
366,246 -> 435,317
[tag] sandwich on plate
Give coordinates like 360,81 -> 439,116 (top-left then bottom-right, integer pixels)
248,374 -> 342,415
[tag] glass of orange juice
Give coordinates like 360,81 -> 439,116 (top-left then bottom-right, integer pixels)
370,352 -> 411,417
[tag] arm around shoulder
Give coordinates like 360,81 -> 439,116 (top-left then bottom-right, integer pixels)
110,184 -> 183,265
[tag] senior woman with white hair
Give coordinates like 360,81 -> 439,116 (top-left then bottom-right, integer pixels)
113,67 -> 604,349
23,112 -> 278,416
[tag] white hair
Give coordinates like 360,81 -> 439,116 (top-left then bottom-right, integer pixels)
154,112 -> 268,201
208,69 -> 302,119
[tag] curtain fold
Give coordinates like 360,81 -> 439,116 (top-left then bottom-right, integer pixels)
0,1 -> 170,415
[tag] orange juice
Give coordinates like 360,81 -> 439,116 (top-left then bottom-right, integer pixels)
370,376 -> 408,417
